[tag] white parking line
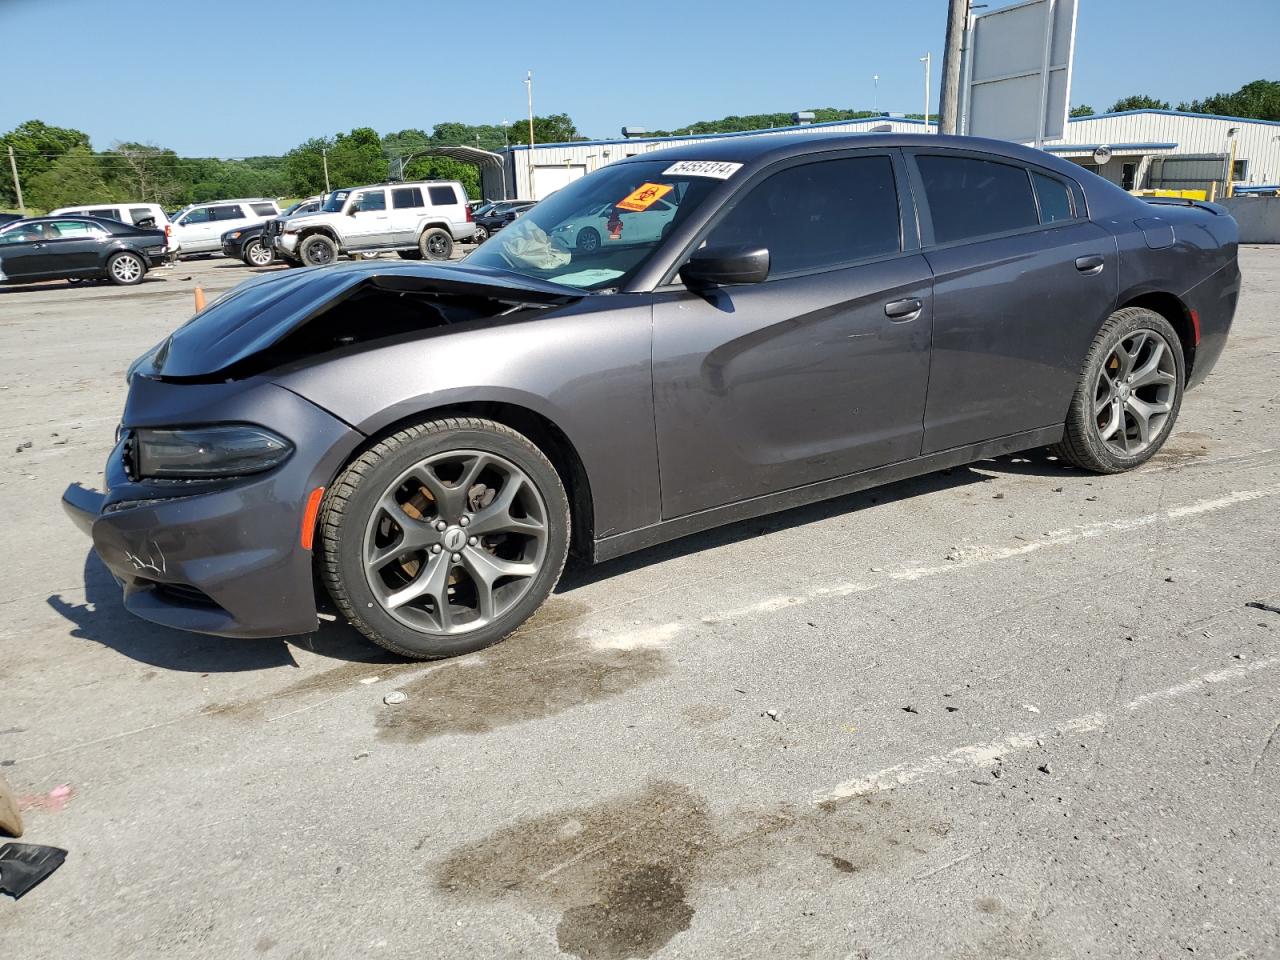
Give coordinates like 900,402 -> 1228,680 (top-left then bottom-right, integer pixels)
813,654 -> 1280,805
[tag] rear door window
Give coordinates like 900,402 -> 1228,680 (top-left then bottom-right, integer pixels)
428,185 -> 459,206
128,207 -> 156,224
915,155 -> 1039,243
89,208 -> 119,220
1031,172 -> 1074,224
393,187 -> 424,209
250,202 -> 277,216
705,155 -> 902,277
49,220 -> 106,238
210,204 -> 246,221
181,207 -> 211,224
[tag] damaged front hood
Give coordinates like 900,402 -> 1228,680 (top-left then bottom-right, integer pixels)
134,260 -> 584,379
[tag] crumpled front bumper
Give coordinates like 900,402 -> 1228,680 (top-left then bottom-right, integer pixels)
62,380 -> 363,639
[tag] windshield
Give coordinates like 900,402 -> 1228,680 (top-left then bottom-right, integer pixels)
321,190 -> 352,213
465,160 -> 725,290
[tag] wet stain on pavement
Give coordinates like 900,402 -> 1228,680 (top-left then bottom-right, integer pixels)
1152,431 -> 1217,463
436,781 -> 951,959
376,600 -> 669,743
208,653 -> 413,720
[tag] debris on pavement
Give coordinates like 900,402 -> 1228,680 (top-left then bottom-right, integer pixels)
902,705 -> 919,714
764,709 -> 779,721
1246,601 -> 1280,616
1037,763 -> 1053,775
0,843 -> 68,900
18,784 -> 73,813
383,691 -> 407,705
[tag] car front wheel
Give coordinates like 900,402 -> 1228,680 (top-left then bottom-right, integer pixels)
243,238 -> 274,267
299,234 -> 339,267
319,417 -> 571,659
473,224 -> 489,244
1053,306 -> 1185,473
106,252 -> 146,286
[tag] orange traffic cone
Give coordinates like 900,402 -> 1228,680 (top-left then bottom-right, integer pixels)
194,286 -> 206,312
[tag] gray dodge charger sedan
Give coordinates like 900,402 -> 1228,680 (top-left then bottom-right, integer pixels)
63,133 -> 1239,659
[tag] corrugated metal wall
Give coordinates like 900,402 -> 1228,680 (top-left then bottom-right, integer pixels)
1065,113 -> 1280,185
499,118 -> 933,200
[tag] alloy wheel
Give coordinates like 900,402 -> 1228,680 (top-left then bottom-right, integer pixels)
111,255 -> 142,283
428,233 -> 449,257
248,240 -> 272,266
1092,329 -> 1177,457
362,449 -> 548,635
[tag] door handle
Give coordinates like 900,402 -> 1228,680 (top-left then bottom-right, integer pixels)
1075,255 -> 1105,275
884,297 -> 923,322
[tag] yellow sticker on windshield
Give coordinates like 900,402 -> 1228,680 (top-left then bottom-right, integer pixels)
616,182 -> 673,212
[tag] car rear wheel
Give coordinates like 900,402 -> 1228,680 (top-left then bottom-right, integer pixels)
419,228 -> 453,261
299,234 -> 338,267
106,252 -> 145,286
319,417 -> 571,660
473,224 -> 489,244
243,238 -> 273,267
576,228 -> 600,252
1052,307 -> 1184,473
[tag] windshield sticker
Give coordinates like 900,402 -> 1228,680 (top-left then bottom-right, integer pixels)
616,182 -> 673,212
662,160 -> 743,180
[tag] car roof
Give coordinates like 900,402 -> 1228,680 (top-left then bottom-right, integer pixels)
620,131 -> 1087,177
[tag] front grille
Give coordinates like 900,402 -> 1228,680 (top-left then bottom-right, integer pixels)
262,218 -> 281,240
142,580 -> 224,610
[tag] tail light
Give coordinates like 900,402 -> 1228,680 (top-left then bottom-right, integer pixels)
165,224 -> 172,245
465,205 -> 474,222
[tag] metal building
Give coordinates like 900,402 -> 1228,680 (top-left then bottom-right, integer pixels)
484,116 -> 937,201
475,109 -> 1280,201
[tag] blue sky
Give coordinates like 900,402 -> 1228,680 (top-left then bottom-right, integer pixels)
2,0 -> 1276,156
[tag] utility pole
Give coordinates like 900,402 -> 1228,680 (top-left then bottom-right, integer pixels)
873,74 -> 880,114
321,147 -> 331,195
920,53 -> 932,131
7,145 -> 25,216
524,70 -> 536,199
938,0 -> 968,135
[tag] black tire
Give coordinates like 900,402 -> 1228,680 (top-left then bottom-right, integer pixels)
473,224 -> 489,244
106,251 -> 146,286
397,250 -> 423,260
419,227 -> 453,261
242,238 -> 274,267
1052,307 -> 1185,473
576,227 -> 600,252
299,234 -> 339,267
318,417 -> 571,660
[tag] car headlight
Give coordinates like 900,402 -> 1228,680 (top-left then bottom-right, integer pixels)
134,425 -> 293,479
230,231 -> 242,239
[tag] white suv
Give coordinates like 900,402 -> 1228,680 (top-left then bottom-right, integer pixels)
275,181 -> 475,266
170,198 -> 281,256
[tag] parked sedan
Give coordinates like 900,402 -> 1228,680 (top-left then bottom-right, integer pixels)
64,133 -> 1238,659
1,216 -> 167,286
472,200 -> 536,243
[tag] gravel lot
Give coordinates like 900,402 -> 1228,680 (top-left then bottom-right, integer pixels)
2,248 -> 1278,959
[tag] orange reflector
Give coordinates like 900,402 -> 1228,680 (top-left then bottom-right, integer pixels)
1189,308 -> 1201,345
300,487 -> 325,550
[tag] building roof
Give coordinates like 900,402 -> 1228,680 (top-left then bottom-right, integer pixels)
500,115 -> 937,152
1069,108 -> 1280,128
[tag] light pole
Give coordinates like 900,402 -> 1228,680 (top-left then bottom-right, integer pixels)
1226,126 -> 1240,197
920,53 -> 932,131
524,71 -> 536,199
873,74 -> 880,114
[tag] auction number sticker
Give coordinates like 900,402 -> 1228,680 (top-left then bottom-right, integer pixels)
662,160 -> 743,179
616,182 -> 673,212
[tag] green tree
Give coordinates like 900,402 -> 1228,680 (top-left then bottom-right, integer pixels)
284,136 -> 334,195
1108,94 -> 1171,113
0,119 -> 91,206
1069,104 -> 1095,117
1178,79 -> 1280,121
508,114 -> 581,146
25,146 -> 118,212
98,142 -> 184,205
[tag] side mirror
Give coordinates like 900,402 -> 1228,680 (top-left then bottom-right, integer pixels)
346,207 -> 358,216
679,244 -> 770,288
